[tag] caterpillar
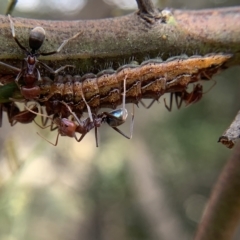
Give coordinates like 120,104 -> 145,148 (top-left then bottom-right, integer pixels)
27,77 -> 134,147
36,53 -> 232,116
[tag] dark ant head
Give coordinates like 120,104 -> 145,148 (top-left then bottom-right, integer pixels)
29,27 -> 45,52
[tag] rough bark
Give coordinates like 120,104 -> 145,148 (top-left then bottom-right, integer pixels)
0,6 -> 239,75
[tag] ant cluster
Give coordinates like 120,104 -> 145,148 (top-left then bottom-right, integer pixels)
0,16 -> 134,146
0,16 -> 231,146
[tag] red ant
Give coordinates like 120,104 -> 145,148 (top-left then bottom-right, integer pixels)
164,84 -> 202,111
26,76 -> 134,147
1,102 -> 38,127
164,81 -> 216,111
0,15 -> 81,100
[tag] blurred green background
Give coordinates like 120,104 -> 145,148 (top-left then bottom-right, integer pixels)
0,0 -> 240,239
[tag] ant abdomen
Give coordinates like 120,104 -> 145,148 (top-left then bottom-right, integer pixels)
21,86 -> 40,100
29,27 -> 46,52
105,109 -> 128,127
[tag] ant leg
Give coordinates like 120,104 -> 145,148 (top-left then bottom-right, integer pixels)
38,61 -> 75,75
24,102 -> 53,128
33,119 -> 53,130
40,31 -> 83,56
202,71 -> 211,81
37,132 -> 60,146
15,60 -> 25,87
39,107 -> 50,127
111,126 -> 131,139
9,97 -> 25,103
95,126 -> 99,147
36,69 -> 42,83
60,101 -> 85,126
122,75 -> 128,120
140,99 -> 156,109
140,78 -> 166,109
5,0 -> 18,15
54,65 -> 75,74
60,88 -> 93,124
75,132 -> 87,143
164,93 -> 173,111
175,92 -> 183,109
23,103 -> 60,145
60,93 -> 93,123
185,84 -> 204,106
203,80 -> 216,94
2,102 -> 18,126
0,61 -> 21,73
8,15 -> 29,53
129,104 -> 135,138
0,104 -> 2,127
80,92 -> 93,122
35,105 -> 53,128
15,71 -> 23,87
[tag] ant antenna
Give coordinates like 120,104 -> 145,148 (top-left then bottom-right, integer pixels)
202,80 -> 217,94
60,101 -> 85,126
80,91 -> 93,122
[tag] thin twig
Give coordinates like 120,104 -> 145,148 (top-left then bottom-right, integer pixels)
218,110 -> 240,149
136,0 -> 156,14
5,0 -> 18,15
136,0 -> 161,22
194,143 -> 240,240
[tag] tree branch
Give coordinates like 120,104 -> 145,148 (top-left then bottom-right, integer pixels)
0,6 -> 239,76
194,143 -> 240,240
218,110 -> 240,149
136,0 -> 156,15
136,0 -> 161,22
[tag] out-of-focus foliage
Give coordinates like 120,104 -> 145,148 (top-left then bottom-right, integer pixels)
0,0 -> 239,240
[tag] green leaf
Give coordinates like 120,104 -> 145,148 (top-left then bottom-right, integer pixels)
0,83 -> 22,103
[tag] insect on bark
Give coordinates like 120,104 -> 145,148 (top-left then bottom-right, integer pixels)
1,102 -> 38,126
0,15 -> 82,100
26,76 -> 134,147
164,84 -> 203,111
164,79 -> 216,111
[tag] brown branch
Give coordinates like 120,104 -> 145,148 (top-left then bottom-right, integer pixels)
136,0 -> 161,22
194,143 -> 240,240
136,0 -> 156,15
5,0 -> 18,15
0,6 -> 239,76
218,110 -> 240,149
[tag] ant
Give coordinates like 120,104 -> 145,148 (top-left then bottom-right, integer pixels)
164,84 -> 203,111
1,102 -> 38,127
0,15 -> 81,100
164,80 -> 216,111
26,76 -> 134,147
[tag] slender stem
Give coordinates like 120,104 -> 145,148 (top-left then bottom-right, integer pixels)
136,0 -> 157,15
218,110 -> 240,149
5,0 -> 18,15
194,143 -> 240,240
